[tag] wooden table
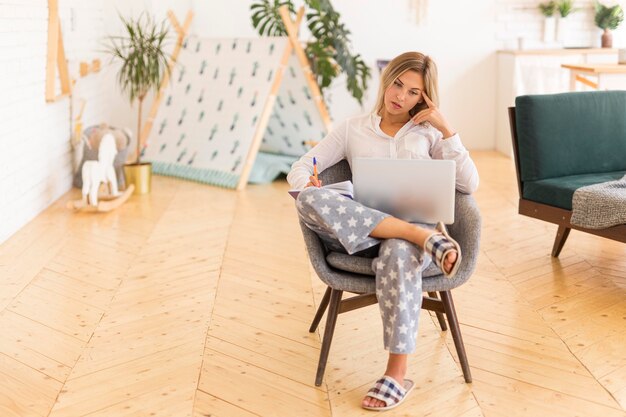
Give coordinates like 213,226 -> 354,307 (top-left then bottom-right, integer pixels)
562,63 -> 626,91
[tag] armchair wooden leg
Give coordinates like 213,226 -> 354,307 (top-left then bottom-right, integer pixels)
552,225 -> 571,257
315,288 -> 342,387
428,291 -> 447,331
309,287 -> 331,333
440,290 -> 472,383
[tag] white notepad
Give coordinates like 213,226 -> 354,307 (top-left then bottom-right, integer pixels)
288,180 -> 354,200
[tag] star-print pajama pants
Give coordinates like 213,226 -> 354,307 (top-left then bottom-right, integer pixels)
296,186 -> 436,354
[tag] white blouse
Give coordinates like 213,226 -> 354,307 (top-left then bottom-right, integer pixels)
287,113 -> 480,193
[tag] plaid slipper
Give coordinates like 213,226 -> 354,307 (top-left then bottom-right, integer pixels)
362,375 -> 415,411
424,222 -> 462,279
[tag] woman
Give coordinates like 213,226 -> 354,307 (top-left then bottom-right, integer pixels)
288,51 -> 479,411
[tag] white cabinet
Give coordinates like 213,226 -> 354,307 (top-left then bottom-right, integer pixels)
496,49 -> 617,156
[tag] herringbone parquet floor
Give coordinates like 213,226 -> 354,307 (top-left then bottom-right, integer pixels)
0,151 -> 624,416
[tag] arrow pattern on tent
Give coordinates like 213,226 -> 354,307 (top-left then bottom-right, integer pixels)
143,36 -> 327,189
262,52 -> 327,155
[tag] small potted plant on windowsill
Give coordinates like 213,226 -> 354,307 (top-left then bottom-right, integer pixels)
106,13 -> 170,195
595,1 -> 624,48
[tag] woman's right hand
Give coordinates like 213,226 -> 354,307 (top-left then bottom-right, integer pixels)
305,175 -> 323,188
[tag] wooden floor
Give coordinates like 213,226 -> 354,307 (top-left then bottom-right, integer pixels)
0,151 -> 625,417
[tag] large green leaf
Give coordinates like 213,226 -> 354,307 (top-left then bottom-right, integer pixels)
250,0 -> 295,36
250,0 -> 371,105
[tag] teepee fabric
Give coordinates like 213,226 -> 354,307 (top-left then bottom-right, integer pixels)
142,36 -> 328,189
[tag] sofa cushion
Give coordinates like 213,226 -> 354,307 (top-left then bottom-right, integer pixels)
523,170 -> 626,210
515,91 -> 626,182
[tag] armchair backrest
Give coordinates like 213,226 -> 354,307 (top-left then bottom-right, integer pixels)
514,91 -> 626,182
318,159 -> 352,185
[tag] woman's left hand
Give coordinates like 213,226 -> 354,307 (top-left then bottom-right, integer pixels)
411,92 -> 456,139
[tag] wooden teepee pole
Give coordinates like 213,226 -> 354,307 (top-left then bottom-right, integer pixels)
278,5 -> 332,132
236,7 -> 306,190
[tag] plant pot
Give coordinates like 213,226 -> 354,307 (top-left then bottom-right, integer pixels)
123,162 -> 152,195
556,17 -> 566,45
543,16 -> 556,43
601,28 -> 613,48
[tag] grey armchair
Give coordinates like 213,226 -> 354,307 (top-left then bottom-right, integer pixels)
299,160 -> 481,386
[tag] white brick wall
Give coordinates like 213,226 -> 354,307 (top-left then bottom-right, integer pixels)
0,0 -> 108,244
0,0 -> 196,245
496,0 -> 626,50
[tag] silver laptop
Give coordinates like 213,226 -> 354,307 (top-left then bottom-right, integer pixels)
352,158 -> 456,224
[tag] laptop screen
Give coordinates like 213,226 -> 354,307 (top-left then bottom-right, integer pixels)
352,158 -> 456,224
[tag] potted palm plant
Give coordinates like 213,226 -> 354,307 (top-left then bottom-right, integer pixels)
595,1 -> 624,48
106,13 -> 170,194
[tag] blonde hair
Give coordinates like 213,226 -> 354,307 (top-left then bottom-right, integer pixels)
374,52 -> 439,118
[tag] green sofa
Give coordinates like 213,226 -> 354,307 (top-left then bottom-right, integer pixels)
509,91 -> 626,256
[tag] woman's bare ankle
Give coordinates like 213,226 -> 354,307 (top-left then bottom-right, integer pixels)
410,225 -> 434,248
385,369 -> 406,384
385,354 -> 408,382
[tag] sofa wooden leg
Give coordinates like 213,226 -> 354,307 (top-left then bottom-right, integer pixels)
309,287 -> 331,333
428,291 -> 448,331
315,289 -> 342,387
552,225 -> 571,257
441,290 -> 472,383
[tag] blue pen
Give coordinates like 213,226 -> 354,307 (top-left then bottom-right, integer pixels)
313,157 -> 318,182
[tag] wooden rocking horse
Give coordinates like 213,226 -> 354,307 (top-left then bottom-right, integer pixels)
67,133 -> 134,212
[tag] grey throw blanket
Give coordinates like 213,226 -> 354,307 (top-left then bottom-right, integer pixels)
571,174 -> 626,229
